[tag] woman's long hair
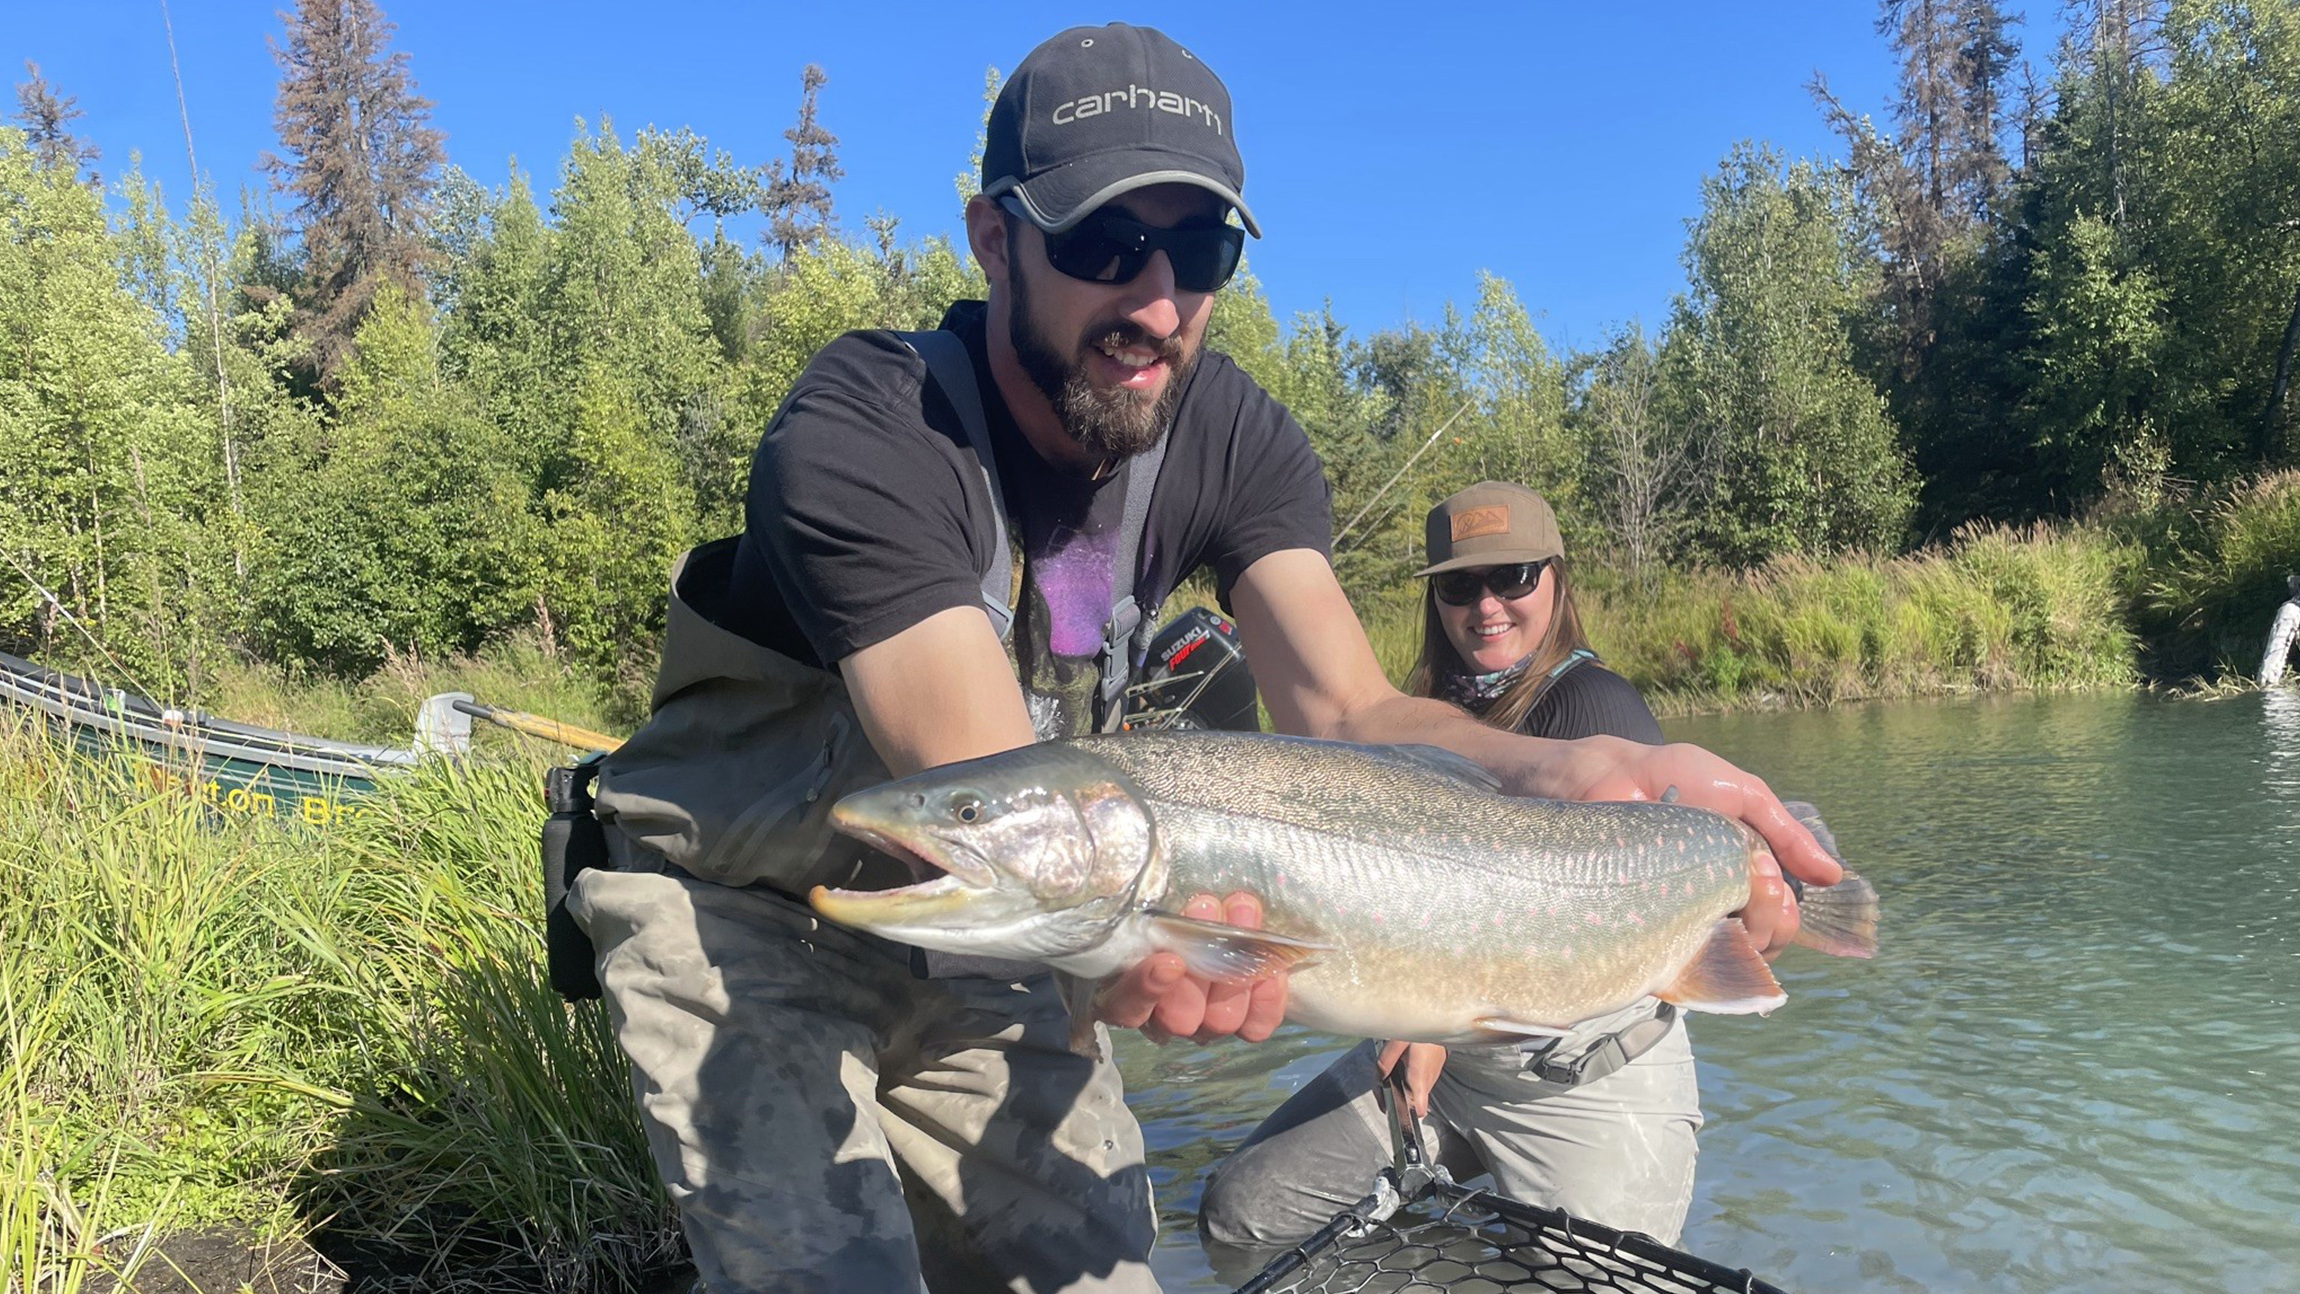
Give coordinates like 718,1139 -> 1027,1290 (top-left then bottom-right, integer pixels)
1404,558 -> 1594,733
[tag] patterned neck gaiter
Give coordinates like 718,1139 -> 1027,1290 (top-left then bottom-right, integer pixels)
1439,652 -> 1536,716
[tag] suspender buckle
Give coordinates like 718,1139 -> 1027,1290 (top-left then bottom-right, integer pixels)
1523,1002 -> 1679,1088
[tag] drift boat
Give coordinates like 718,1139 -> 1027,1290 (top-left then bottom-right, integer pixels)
0,651 -> 617,822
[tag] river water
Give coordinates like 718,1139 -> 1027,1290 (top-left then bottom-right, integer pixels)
1121,691 -> 2300,1293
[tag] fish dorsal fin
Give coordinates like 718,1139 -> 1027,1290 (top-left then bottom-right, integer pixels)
1378,743 -> 1504,793
1145,913 -> 1329,982
1656,919 -> 1787,1015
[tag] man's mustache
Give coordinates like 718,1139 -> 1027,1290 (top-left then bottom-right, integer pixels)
1084,322 -> 1186,366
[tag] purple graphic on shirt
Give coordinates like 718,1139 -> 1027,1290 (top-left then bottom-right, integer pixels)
1035,524 -> 1118,658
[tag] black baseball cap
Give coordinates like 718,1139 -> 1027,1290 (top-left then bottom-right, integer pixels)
982,24 -> 1261,238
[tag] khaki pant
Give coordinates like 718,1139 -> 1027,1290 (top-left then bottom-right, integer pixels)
1197,1003 -> 1701,1277
569,865 -> 1160,1294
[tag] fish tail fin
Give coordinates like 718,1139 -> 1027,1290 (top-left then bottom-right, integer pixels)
1791,868 -> 1879,959
1657,918 -> 1787,1015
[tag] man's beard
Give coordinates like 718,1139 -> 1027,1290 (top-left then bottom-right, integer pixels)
1009,265 -> 1195,463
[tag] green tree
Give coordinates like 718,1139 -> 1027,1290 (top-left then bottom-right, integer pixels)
1663,144 -> 1915,563
0,128 -> 223,684
1455,274 -> 1576,530
541,367 -> 694,682
248,282 -> 540,673
1572,324 -> 1707,587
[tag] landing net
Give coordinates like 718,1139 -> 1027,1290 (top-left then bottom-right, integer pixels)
1232,1075 -> 1787,1294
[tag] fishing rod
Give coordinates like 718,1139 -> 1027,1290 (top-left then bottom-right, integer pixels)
4,550 -> 160,705
1330,399 -> 1472,554
159,0 -> 247,577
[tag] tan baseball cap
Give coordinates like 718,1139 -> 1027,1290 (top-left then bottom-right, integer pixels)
1414,481 -> 1564,577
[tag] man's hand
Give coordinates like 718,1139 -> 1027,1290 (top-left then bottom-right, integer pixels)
1541,736 -> 1844,957
1376,1040 -> 1447,1119
1093,892 -> 1290,1043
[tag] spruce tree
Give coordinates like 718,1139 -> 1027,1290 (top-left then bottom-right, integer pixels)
12,61 -> 99,183
264,0 -> 445,383
764,65 -> 842,259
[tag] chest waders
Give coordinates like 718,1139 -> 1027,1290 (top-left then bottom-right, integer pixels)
541,329 -> 1172,1000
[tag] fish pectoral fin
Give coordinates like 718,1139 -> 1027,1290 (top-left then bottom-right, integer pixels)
1054,972 -> 1107,1061
1145,914 -> 1328,982
1470,1017 -> 1575,1041
1656,918 -> 1788,1015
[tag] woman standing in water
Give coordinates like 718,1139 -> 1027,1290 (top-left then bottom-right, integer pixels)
1198,481 -> 1703,1257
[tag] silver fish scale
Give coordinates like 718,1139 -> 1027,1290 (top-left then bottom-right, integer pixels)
1077,732 -> 1756,1038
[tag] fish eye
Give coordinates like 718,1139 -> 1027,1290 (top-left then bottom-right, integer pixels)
948,793 -> 985,824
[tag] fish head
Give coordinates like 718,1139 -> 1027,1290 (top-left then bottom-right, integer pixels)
811,744 -> 1162,962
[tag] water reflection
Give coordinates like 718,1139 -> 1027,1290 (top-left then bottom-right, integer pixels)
1127,692 -> 2300,1293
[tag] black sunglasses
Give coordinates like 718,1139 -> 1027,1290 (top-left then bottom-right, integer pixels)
1432,560 -> 1553,607
1003,197 -> 1245,294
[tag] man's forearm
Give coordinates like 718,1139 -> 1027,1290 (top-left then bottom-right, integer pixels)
1318,690 -> 1590,800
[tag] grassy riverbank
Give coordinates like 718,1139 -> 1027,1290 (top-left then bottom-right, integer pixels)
0,723 -> 675,1292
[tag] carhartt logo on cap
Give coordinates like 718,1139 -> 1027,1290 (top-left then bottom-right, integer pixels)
1452,507 -> 1510,541
1052,85 -> 1225,134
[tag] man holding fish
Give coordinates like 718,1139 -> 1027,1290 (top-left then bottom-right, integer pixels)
568,22 -> 1853,1294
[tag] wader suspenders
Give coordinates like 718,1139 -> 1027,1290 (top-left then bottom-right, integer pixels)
898,329 -> 1172,733
1525,647 -> 1597,713
1523,1002 -> 1680,1088
903,330 -> 1016,643
1094,432 -> 1169,733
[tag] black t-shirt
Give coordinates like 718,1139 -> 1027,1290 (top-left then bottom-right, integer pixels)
721,301 -> 1331,740
1519,660 -> 1665,745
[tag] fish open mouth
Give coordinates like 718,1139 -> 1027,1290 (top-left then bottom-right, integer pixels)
812,805 -> 999,927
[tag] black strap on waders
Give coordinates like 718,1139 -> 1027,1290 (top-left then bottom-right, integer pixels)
1522,1001 -> 1680,1087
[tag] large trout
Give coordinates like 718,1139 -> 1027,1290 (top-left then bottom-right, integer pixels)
810,731 -> 1877,1053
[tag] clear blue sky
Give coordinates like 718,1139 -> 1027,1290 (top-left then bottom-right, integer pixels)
12,2 -> 2060,353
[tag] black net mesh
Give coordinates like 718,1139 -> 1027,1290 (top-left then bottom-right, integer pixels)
1233,1072 -> 1786,1294
1233,1173 -> 1785,1294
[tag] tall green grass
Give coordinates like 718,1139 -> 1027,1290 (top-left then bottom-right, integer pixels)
2144,470 -> 2300,680
0,718 -> 675,1292
1360,523 -> 2151,712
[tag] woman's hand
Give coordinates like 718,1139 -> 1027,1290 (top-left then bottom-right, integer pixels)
1092,892 -> 1290,1043
1508,735 -> 1845,958
1376,1040 -> 1448,1118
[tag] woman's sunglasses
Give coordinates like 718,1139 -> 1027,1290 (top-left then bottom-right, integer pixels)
1432,560 -> 1552,607
1003,196 -> 1245,294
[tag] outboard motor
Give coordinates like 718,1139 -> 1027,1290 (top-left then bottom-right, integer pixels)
1127,607 -> 1261,732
